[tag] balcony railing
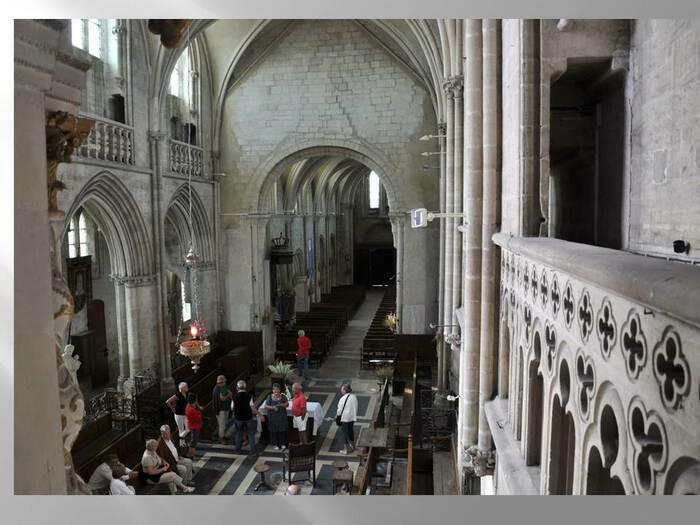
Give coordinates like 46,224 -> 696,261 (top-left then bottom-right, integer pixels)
169,138 -> 204,177
493,233 -> 700,495
76,115 -> 135,165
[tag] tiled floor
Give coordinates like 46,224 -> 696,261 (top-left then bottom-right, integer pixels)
190,289 -> 385,495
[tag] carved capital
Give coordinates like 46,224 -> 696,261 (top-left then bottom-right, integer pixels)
442,75 -> 464,98
46,111 -> 94,211
464,445 -> 495,476
147,19 -> 193,49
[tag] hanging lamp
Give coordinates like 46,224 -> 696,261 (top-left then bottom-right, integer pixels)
177,26 -> 210,372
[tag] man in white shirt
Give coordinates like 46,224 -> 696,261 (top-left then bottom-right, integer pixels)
336,384 -> 358,454
109,465 -> 135,495
157,424 -> 194,486
87,454 -> 137,494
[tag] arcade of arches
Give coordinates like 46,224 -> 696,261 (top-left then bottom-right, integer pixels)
13,18 -> 700,495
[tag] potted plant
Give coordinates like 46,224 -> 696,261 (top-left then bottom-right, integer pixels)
267,361 -> 296,393
384,312 -> 399,334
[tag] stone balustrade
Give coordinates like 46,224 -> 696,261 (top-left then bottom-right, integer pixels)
76,115 -> 135,165
492,233 -> 700,495
169,138 -> 204,177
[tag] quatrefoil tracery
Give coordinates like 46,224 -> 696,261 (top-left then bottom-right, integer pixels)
652,327 -> 691,412
621,310 -> 648,381
578,289 -> 594,343
531,266 -> 538,302
563,282 -> 575,328
596,298 -> 617,360
545,322 -> 557,374
576,352 -> 596,419
540,270 -> 548,308
628,398 -> 668,495
551,276 -> 561,318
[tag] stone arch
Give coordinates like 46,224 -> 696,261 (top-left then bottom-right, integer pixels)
62,171 -> 154,278
164,184 -> 215,265
583,381 -> 634,494
524,326 -> 545,466
250,141 -> 406,213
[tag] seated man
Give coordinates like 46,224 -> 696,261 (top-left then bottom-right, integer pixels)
157,424 -> 195,486
109,465 -> 135,495
87,453 -> 138,495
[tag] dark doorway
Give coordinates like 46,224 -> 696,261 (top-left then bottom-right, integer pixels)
550,58 -> 626,249
353,244 -> 395,287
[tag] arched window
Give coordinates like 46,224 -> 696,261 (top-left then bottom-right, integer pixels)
67,211 -> 91,259
167,49 -> 198,144
71,19 -> 125,121
368,172 -> 380,209
169,50 -> 192,107
181,281 -> 192,322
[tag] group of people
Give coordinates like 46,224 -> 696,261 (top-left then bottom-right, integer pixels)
86,328 -> 357,495
87,423 -> 196,495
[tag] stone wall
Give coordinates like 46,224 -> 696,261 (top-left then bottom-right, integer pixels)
628,19 -> 700,258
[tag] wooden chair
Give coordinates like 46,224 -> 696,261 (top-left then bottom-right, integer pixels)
282,441 -> 316,486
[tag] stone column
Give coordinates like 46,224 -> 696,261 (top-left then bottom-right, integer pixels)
112,277 -> 130,391
477,18 -> 501,453
15,19 -> 95,494
520,19 -> 542,237
390,213 -> 405,333
442,79 -> 455,338
437,119 -> 448,392
459,18 -> 484,455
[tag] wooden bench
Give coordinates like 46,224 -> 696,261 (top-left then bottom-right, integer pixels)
75,421 -> 144,485
432,434 -> 459,495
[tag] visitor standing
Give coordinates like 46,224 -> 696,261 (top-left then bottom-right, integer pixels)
291,382 -> 309,444
265,383 -> 289,450
165,382 -> 189,443
212,375 -> 232,443
185,393 -> 204,457
336,384 -> 358,454
231,380 -> 258,455
296,330 -> 312,381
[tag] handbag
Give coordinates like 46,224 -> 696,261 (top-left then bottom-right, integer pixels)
336,394 -> 350,426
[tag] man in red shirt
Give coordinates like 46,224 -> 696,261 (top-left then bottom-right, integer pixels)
290,382 -> 309,444
296,329 -> 312,381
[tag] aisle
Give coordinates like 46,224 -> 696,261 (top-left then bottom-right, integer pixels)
192,288 -> 386,495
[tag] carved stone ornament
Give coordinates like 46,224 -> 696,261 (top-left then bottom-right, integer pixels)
621,310 -> 648,381
577,289 -> 594,343
596,297 -> 617,360
147,19 -> 194,49
652,326 -> 691,412
464,445 -> 495,477
628,397 -> 668,494
46,111 -> 94,211
575,351 -> 596,420
46,111 -> 95,494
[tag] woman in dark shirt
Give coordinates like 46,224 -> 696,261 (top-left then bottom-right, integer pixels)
265,383 -> 289,450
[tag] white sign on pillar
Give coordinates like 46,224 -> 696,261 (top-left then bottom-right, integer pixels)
411,208 -> 428,228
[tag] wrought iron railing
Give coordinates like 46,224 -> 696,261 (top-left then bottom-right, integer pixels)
169,138 -> 204,177
76,114 -> 135,165
83,389 -> 137,426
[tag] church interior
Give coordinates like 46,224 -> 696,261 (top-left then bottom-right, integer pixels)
13,18 -> 700,496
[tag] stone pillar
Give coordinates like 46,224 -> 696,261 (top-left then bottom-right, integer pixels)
477,18 -> 501,453
520,19 -> 542,237
14,19 -> 94,494
390,213 -> 405,332
442,79 -> 455,337
113,277 -> 130,390
459,18 -> 484,455
437,119 -> 448,393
